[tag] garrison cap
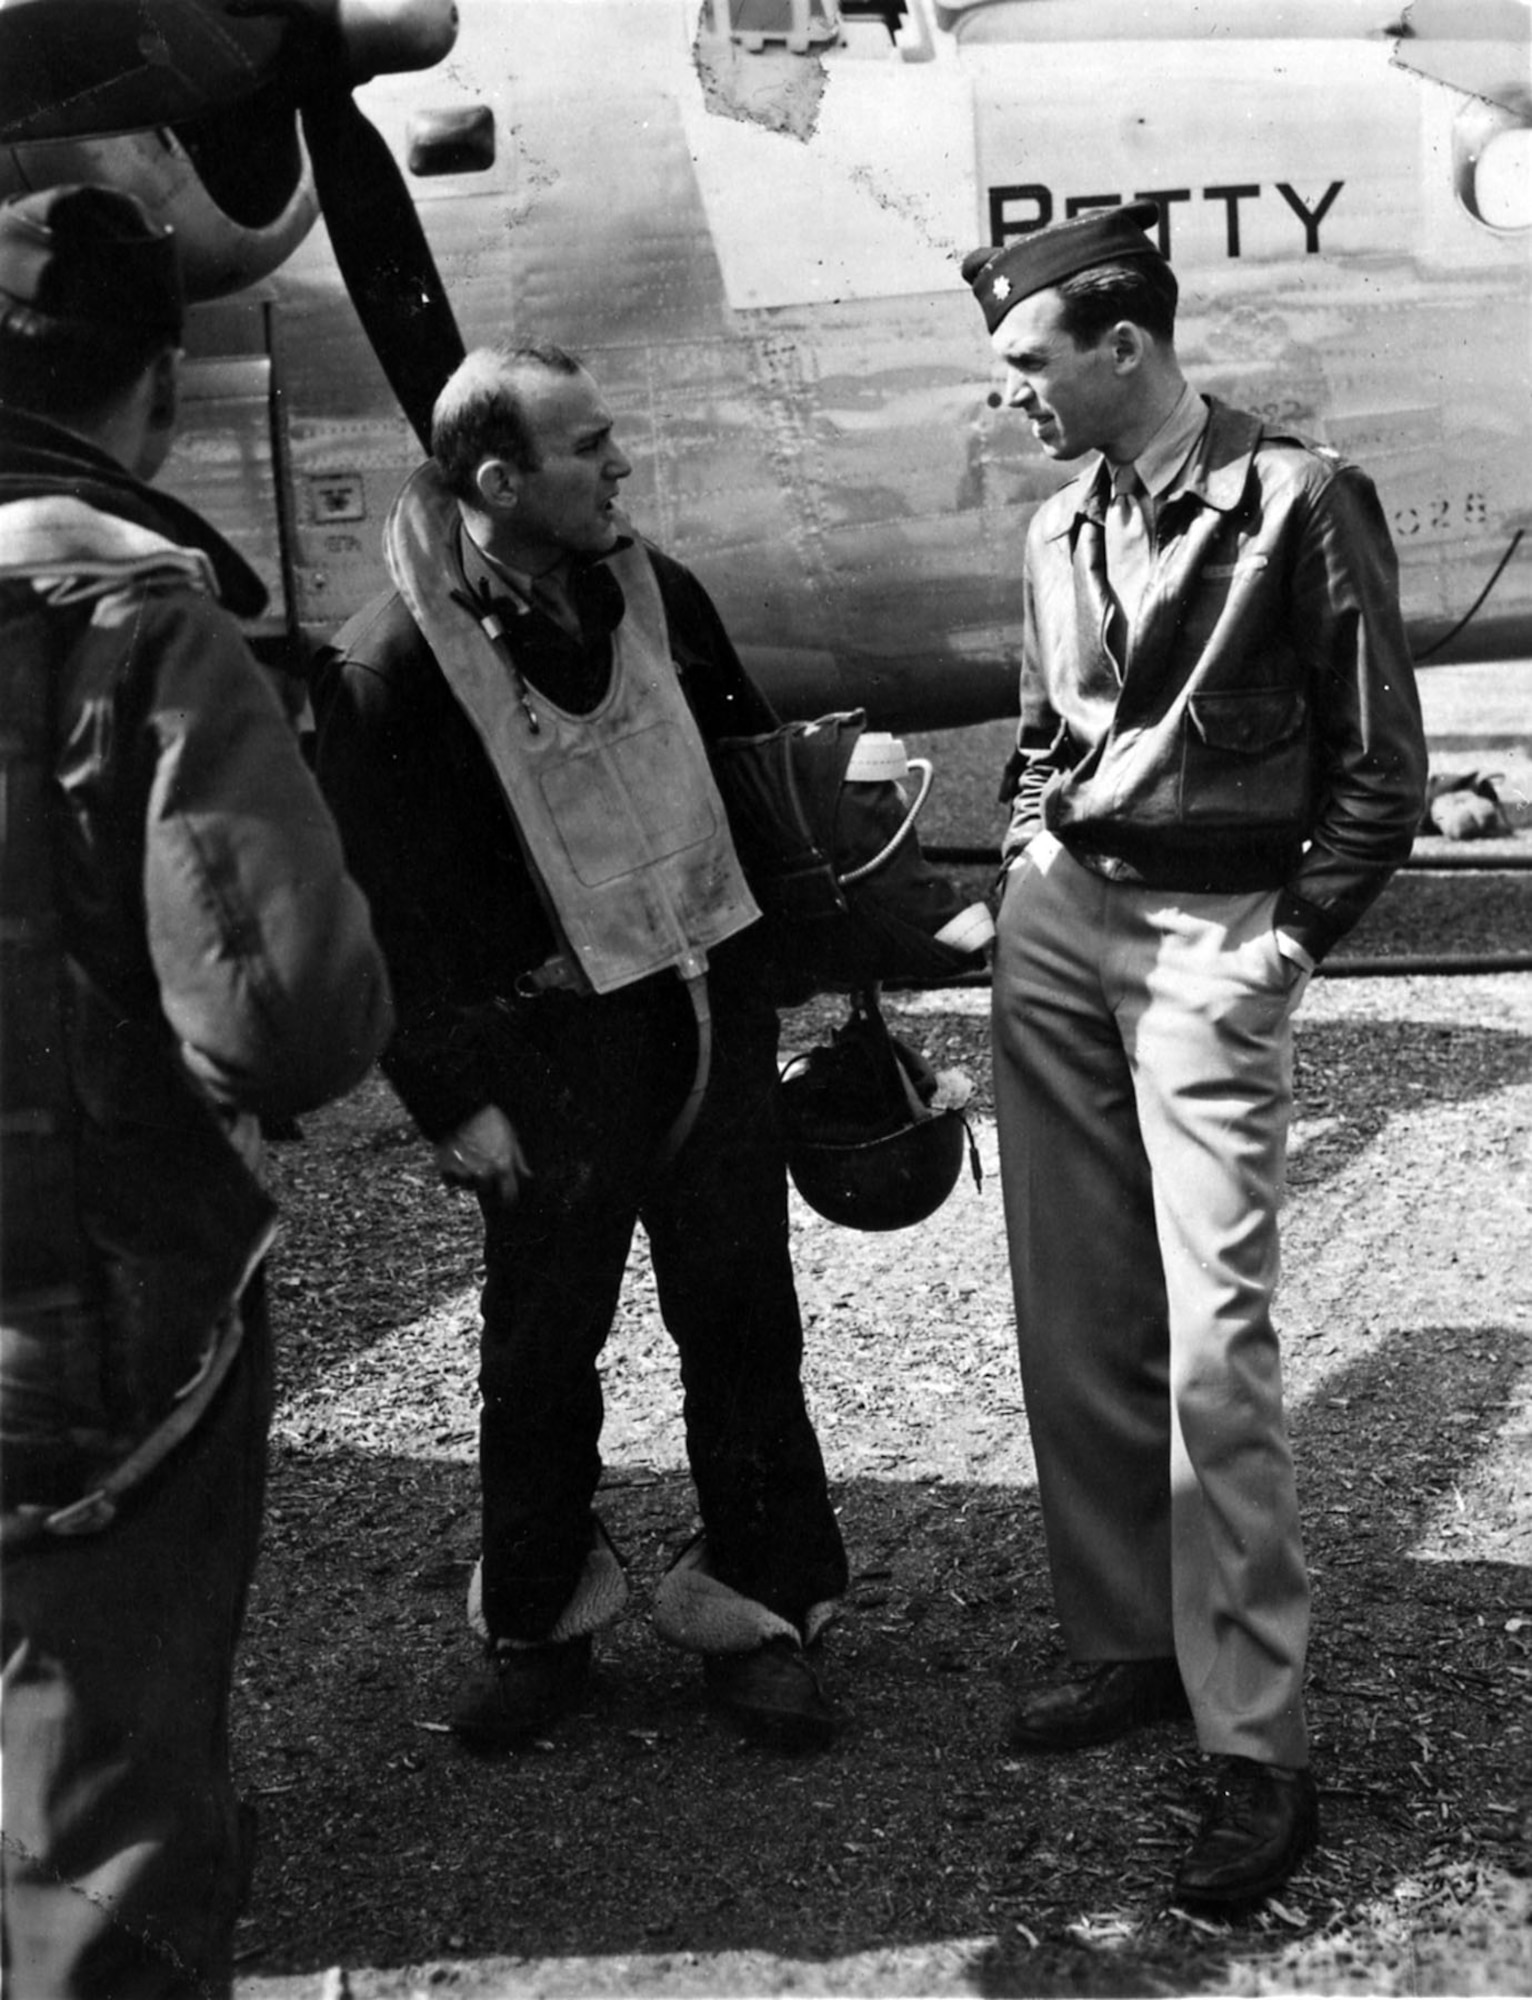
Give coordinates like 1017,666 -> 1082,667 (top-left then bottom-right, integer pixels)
962,200 -> 1162,333
0,185 -> 183,344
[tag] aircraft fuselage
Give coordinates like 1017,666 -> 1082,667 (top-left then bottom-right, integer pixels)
134,0 -> 1532,722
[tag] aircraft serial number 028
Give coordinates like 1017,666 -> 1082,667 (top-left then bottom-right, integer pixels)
2,0 -> 1528,725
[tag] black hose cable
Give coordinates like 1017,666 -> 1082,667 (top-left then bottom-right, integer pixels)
1414,530 -> 1525,662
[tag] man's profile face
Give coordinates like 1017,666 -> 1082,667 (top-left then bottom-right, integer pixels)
990,288 -> 1127,463
506,365 -> 632,561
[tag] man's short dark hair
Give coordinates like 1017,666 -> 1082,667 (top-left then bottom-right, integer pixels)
431,342 -> 584,501
1055,257 -> 1179,348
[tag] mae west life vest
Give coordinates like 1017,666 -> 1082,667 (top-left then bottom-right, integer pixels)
385,467 -> 759,996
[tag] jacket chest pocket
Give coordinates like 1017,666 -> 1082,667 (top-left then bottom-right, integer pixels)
1180,687 -> 1312,825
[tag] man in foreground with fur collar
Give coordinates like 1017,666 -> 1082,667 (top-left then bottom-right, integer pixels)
0,186 -> 392,1996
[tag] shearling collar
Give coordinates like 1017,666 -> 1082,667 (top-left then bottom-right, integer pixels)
0,403 -> 266,615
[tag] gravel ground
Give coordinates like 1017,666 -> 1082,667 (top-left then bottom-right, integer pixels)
233,680 -> 1532,2000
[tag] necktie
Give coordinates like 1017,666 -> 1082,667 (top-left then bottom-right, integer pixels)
1105,462 -> 1153,643
530,566 -> 579,638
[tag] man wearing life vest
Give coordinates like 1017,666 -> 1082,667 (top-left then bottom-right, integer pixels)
315,344 -> 849,1751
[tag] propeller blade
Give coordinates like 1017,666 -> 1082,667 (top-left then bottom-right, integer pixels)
299,87 -> 464,451
0,0 -> 282,143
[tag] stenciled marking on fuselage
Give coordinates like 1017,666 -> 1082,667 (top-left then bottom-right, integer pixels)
1391,491 -> 1490,540
987,183 -> 1345,257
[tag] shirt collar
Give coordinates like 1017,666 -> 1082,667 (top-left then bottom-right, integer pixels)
1120,381 -> 1209,501
459,523 -> 557,608
458,522 -> 633,607
1057,396 -> 1256,541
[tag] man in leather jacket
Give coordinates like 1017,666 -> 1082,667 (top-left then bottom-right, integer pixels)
314,344 -> 849,1755
0,187 -> 393,1997
962,203 -> 1427,1909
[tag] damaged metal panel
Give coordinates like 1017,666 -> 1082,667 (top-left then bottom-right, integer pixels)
1393,0 -> 1531,116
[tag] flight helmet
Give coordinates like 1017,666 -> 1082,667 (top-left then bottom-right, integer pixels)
780,989 -> 978,1231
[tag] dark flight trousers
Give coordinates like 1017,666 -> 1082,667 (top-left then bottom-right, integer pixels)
2,1291 -> 272,1999
473,968 -> 847,1643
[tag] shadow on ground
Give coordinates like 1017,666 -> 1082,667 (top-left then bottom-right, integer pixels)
239,975 -> 1532,1990
233,1317 -> 1530,1990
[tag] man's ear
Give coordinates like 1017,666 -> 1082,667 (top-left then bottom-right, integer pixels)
147,346 -> 180,435
474,456 -> 519,512
129,345 -> 180,481
1109,320 -> 1148,372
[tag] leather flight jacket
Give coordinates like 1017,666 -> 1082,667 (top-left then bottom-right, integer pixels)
1005,398 -> 1428,962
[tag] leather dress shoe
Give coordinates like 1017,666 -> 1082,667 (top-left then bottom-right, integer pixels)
1005,1657 -> 1191,1752
1173,1757 -> 1320,1910
449,1634 -> 592,1751
703,1636 -> 839,1751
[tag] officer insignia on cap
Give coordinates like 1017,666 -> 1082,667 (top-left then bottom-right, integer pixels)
962,200 -> 1163,334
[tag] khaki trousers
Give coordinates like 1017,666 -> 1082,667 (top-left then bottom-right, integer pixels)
992,831 -> 1310,1768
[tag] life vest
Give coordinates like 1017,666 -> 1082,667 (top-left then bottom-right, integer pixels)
385,466 -> 760,995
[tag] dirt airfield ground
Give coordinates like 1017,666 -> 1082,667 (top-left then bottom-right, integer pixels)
235,663 -> 1530,2000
